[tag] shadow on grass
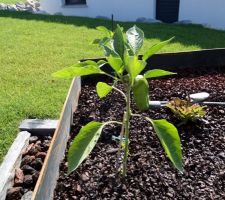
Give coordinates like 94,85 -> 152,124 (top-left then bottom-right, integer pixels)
1,10 -> 225,49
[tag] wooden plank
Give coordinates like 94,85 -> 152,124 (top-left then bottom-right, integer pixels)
32,77 -> 81,200
0,131 -> 31,200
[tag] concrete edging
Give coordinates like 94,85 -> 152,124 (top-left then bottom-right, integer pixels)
0,131 -> 31,200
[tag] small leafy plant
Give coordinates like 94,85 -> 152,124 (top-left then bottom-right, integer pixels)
53,25 -> 183,176
166,97 -> 207,123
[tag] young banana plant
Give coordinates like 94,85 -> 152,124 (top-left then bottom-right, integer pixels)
53,25 -> 183,177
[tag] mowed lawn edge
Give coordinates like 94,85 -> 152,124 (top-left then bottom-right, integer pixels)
0,0 -> 24,3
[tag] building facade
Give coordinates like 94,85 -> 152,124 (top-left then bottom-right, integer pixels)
40,0 -> 225,30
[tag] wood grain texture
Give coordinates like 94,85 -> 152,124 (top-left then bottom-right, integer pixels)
0,131 -> 30,200
32,77 -> 81,200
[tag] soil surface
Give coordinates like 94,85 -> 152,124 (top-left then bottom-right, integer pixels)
6,136 -> 52,200
54,67 -> 225,200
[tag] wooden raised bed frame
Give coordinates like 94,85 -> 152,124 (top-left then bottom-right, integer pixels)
32,48 -> 225,200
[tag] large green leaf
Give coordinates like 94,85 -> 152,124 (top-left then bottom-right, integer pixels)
143,37 -> 174,61
68,121 -> 105,174
96,82 -> 113,98
107,55 -> 123,73
125,56 -> 146,83
52,61 -> 103,78
147,118 -> 183,172
113,25 -> 125,59
125,42 -> 135,56
144,69 -> 176,79
126,25 -> 144,55
103,45 -> 119,57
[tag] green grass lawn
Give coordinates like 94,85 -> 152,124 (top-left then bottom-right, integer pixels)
0,0 -> 22,3
1,11 -> 225,162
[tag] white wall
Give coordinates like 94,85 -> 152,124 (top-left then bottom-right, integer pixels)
179,0 -> 225,30
40,0 -> 156,22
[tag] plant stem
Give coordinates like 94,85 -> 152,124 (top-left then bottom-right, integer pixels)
116,112 -> 125,171
105,121 -> 123,126
112,86 -> 127,102
122,85 -> 131,176
103,72 -> 118,80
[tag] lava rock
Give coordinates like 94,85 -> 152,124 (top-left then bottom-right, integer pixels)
6,187 -> 23,200
14,168 -> 24,186
136,17 -> 146,22
31,158 -> 43,170
28,146 -> 39,155
35,152 -> 47,161
22,143 -> 34,156
21,155 -> 36,166
23,175 -> 33,187
32,171 -> 40,183
21,165 -> 36,175
29,136 -> 38,144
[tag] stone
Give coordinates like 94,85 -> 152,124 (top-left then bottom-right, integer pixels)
136,17 -> 146,22
34,1 -> 40,8
136,17 -> 161,23
0,3 -> 7,10
23,143 -> 35,156
21,191 -> 33,200
76,184 -> 82,192
27,145 -> 40,155
21,165 -> 36,175
7,5 -> 18,11
54,12 -> 63,16
35,152 -> 47,161
218,152 -> 225,159
0,0 -> 40,13
21,155 -> 36,166
23,175 -> 33,186
81,173 -> 89,182
25,5 -> 35,12
14,168 -> 24,186
189,92 -> 210,102
29,136 -> 38,144
219,110 -> 225,114
16,3 -> 26,10
145,18 -> 162,23
32,171 -> 40,183
36,10 -> 48,15
106,148 -> 118,154
6,187 -> 23,199
176,20 -> 193,25
31,158 -> 43,170
0,131 -> 30,200
25,0 -> 35,7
